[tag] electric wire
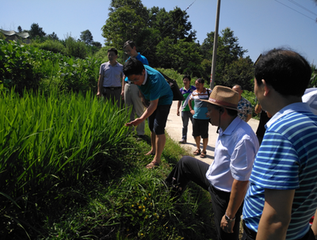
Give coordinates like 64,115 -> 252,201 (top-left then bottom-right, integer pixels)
275,0 -> 317,22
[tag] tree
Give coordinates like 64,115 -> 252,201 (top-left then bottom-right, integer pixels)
222,57 -> 254,91
156,38 -> 203,77
80,30 -> 93,45
29,23 -> 46,39
102,5 -> 146,50
48,32 -> 59,40
201,28 -> 250,88
17,26 -> 22,33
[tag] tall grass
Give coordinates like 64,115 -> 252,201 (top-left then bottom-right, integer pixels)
0,89 -> 130,237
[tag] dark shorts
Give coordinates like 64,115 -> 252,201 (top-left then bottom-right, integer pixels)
148,104 -> 171,135
192,118 -> 209,139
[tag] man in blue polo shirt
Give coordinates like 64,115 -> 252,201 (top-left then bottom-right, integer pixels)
123,58 -> 173,169
122,40 -> 149,138
242,49 -> 317,240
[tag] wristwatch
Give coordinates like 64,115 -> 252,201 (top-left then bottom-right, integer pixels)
225,214 -> 236,223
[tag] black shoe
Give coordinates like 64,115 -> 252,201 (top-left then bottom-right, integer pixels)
179,139 -> 186,144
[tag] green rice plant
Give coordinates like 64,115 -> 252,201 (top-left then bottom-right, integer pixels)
0,89 -> 131,238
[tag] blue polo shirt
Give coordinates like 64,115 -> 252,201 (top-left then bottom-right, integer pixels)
138,65 -> 173,106
124,53 -> 149,83
243,103 -> 317,239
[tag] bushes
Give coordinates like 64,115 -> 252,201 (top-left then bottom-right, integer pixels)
64,36 -> 87,59
0,40 -> 41,95
35,39 -> 66,54
0,40 -> 102,95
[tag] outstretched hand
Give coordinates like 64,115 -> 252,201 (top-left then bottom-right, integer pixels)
125,118 -> 143,127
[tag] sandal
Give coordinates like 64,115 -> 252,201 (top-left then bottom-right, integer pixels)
193,149 -> 201,155
200,151 -> 207,158
146,161 -> 160,169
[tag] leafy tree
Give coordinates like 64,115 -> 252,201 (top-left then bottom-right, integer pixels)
48,32 -> 59,40
102,5 -> 146,50
80,29 -> 93,45
309,64 -> 317,87
109,0 -> 148,17
92,41 -> 102,48
29,23 -> 46,39
156,38 -> 202,77
201,28 -> 250,88
222,57 -> 254,91
17,26 -> 22,33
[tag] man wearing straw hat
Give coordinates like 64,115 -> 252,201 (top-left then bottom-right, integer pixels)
165,85 -> 259,240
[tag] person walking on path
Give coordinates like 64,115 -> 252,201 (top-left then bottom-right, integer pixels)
97,48 -> 124,108
166,85 -> 259,240
232,85 -> 253,122
122,40 -> 149,138
123,58 -> 173,169
177,75 -> 196,144
242,49 -> 317,240
188,78 -> 210,158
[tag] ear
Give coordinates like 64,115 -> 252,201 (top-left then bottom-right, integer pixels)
261,79 -> 270,96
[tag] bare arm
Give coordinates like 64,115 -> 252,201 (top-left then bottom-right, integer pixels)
221,179 -> 249,233
125,99 -> 159,127
177,100 -> 181,116
121,75 -> 126,97
256,189 -> 294,240
188,99 -> 194,115
97,74 -> 102,96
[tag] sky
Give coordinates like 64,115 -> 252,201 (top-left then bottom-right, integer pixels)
1,0 -> 317,64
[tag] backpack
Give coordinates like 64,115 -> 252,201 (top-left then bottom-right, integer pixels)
158,71 -> 184,101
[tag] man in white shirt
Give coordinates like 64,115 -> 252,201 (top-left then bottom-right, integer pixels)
165,86 -> 259,240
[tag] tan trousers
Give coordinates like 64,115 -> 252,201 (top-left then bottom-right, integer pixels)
124,83 -> 145,135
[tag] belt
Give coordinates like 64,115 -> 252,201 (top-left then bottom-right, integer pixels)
104,87 -> 121,90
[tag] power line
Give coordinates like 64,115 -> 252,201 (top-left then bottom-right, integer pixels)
275,0 -> 317,22
287,0 -> 317,17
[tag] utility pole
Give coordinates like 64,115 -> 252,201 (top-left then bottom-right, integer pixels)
210,0 -> 221,90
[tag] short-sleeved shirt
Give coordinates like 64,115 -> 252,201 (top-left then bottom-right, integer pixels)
99,62 -> 123,87
124,53 -> 149,83
206,117 -> 259,192
138,65 -> 173,106
179,86 -> 196,111
243,103 -> 317,239
189,89 -> 211,119
237,97 -> 253,121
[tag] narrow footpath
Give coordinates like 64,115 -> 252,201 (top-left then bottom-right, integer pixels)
165,101 -> 259,165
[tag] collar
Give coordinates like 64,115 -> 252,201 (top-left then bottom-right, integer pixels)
109,61 -> 118,67
142,69 -> 148,85
218,117 -> 242,136
266,102 -> 311,128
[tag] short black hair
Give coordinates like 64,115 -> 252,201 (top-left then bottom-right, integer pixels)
255,48 -> 311,97
123,58 -> 145,77
123,40 -> 136,49
183,75 -> 191,81
196,78 -> 204,84
107,47 -> 118,55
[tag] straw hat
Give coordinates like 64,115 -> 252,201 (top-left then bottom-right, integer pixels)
201,85 -> 239,111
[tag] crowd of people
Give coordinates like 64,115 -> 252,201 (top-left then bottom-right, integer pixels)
97,43 -> 317,240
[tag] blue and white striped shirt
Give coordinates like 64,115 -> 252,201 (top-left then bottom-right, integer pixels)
243,102 -> 317,240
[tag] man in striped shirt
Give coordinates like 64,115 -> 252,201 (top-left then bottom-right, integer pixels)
242,49 -> 317,240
